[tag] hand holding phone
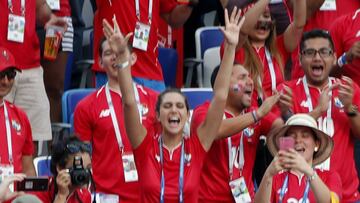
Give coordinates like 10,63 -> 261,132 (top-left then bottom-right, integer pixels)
279,137 -> 295,151
16,177 -> 49,191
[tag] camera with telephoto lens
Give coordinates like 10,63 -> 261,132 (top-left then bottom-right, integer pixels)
69,156 -> 91,186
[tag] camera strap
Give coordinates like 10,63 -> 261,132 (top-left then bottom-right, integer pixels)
3,102 -> 13,164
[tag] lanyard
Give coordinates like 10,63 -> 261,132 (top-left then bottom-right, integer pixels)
159,137 -> 185,203
228,134 -> 244,180
3,102 -> 13,164
8,0 -> 25,16
135,0 -> 153,24
278,174 -> 311,203
265,48 -> 277,93
302,77 -> 334,136
105,83 -> 141,152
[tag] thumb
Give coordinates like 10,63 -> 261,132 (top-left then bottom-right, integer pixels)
125,32 -> 133,43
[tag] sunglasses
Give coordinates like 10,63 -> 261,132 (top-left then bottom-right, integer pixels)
0,69 -> 16,80
255,21 -> 274,31
66,142 -> 92,154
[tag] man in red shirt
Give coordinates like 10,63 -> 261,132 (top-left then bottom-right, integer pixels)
0,47 -> 35,179
281,29 -> 360,202
1,0 -> 67,154
191,63 -> 283,202
92,0 -> 197,91
74,38 -> 158,203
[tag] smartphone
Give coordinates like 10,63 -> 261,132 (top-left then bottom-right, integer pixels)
279,137 -> 295,151
16,177 -> 49,191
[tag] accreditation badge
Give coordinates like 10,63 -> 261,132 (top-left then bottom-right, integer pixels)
46,0 -> 60,10
92,193 -> 119,203
0,164 -> 14,192
132,21 -> 150,51
122,152 -> 138,182
7,14 -> 25,43
229,177 -> 251,203
320,0 -> 336,11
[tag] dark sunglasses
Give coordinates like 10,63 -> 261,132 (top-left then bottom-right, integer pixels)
0,69 -> 16,80
255,21 -> 274,31
66,142 -> 92,154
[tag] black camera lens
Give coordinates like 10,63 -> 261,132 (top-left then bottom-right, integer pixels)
69,156 -> 91,186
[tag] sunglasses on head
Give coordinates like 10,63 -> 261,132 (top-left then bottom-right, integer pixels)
0,68 -> 16,80
255,21 -> 274,31
66,142 -> 92,154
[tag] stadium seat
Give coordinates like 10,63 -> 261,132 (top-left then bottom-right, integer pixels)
181,88 -> 213,110
203,47 -> 221,87
158,47 -> 178,88
33,156 -> 52,176
62,88 -> 96,124
185,27 -> 224,87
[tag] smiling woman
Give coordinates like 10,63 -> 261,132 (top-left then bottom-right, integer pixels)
102,6 -> 245,203
254,114 -> 341,203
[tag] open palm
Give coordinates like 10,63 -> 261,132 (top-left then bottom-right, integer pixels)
102,17 -> 132,56
221,7 -> 245,46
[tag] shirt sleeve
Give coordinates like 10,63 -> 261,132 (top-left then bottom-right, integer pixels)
159,0 -> 177,14
259,111 -> 278,136
330,15 -> 348,56
190,103 -> 209,134
74,98 -> 93,142
322,170 -> 343,200
20,110 -> 34,156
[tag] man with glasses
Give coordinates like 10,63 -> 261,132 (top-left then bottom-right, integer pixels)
0,47 -> 36,179
280,29 -> 360,202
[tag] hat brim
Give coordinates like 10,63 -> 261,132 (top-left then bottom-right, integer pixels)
267,125 -> 334,166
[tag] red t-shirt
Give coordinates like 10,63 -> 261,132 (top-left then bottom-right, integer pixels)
191,102 -> 276,202
74,85 -> 158,203
33,178 -> 92,203
0,101 -> 33,173
51,0 -> 71,17
221,36 -> 288,106
330,10 -> 360,86
270,170 -> 342,202
92,0 -> 177,81
285,77 -> 360,202
134,124 -> 207,203
0,1 -> 40,69
290,0 -> 360,80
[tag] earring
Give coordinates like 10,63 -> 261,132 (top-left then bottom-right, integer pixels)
314,147 -> 318,152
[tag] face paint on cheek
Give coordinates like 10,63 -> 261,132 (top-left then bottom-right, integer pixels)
232,83 -> 244,93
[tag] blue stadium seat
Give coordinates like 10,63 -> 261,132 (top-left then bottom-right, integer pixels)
62,88 -> 96,123
158,47 -> 178,88
33,156 -> 52,176
181,88 -> 213,110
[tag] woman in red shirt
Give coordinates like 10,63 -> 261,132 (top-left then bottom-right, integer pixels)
103,7 -> 244,203
34,136 -> 92,203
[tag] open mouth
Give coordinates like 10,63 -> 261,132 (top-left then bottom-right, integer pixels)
311,65 -> 324,77
168,116 -> 180,127
295,146 -> 305,153
244,88 -> 252,97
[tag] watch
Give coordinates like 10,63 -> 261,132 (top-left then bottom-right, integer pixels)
346,104 -> 358,117
113,61 -> 129,69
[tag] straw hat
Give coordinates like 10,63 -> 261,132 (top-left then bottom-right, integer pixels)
267,114 -> 334,166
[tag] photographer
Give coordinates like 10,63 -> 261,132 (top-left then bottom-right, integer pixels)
33,136 -> 92,203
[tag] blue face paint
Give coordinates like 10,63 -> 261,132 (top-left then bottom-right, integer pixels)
232,84 -> 242,92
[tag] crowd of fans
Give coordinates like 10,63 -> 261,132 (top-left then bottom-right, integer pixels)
0,0 -> 360,202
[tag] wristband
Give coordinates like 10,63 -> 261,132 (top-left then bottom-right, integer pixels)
251,110 -> 259,123
337,53 -> 347,68
113,61 -> 129,69
307,170 -> 317,182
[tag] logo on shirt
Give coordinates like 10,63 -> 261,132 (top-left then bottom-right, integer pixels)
137,103 -> 149,117
99,109 -> 110,118
334,97 -> 344,109
300,100 -> 310,108
243,127 -> 254,137
356,30 -> 360,38
11,120 -> 21,133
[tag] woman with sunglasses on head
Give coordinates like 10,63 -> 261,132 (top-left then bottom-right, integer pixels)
33,136 -> 92,203
222,0 -> 305,108
254,114 -> 341,203
102,7 -> 244,203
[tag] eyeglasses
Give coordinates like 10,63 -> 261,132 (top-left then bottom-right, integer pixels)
66,143 -> 92,154
301,48 -> 333,58
0,69 -> 16,80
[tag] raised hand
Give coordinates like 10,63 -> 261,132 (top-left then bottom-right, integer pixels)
257,92 -> 280,118
279,149 -> 313,177
277,85 -> 293,116
56,169 -> 71,197
102,16 -> 133,57
221,7 -> 245,46
338,76 -> 354,109
346,41 -> 360,63
0,174 -> 26,201
265,154 -> 285,178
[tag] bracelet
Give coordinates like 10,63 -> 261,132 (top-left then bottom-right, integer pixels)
337,53 -> 347,68
307,170 -> 317,182
251,110 -> 259,123
113,60 -> 129,69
